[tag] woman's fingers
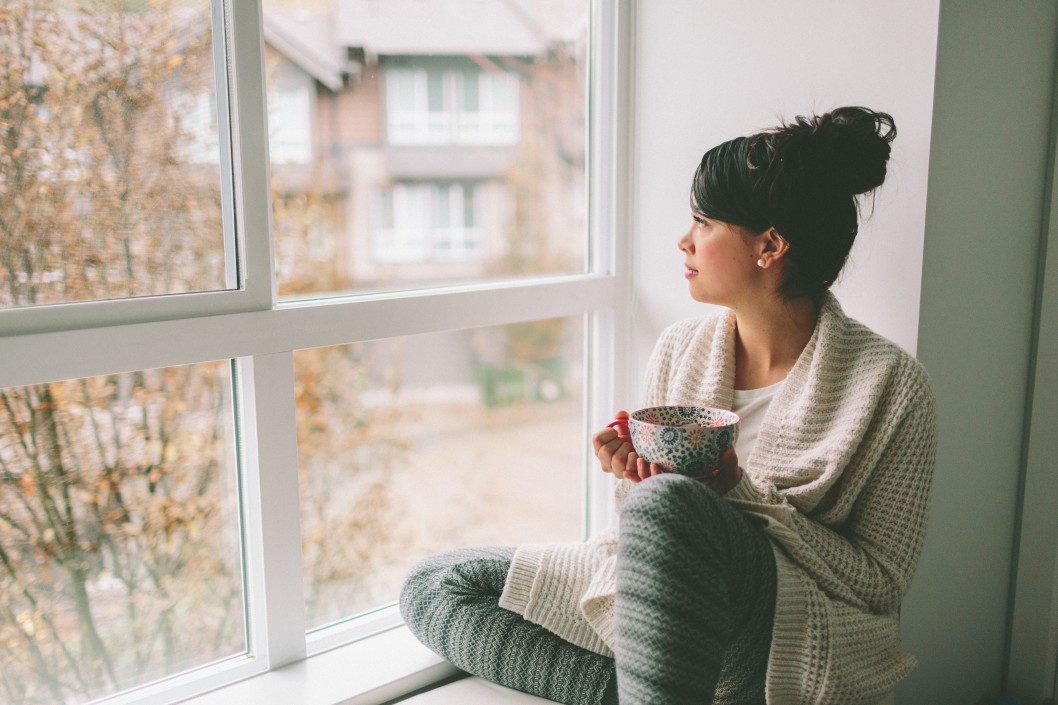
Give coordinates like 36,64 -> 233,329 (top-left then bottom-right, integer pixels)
632,455 -> 662,481
705,446 -> 741,493
593,427 -> 625,477
592,426 -> 618,452
636,458 -> 663,479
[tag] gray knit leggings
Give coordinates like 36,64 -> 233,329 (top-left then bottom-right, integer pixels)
399,474 -> 777,705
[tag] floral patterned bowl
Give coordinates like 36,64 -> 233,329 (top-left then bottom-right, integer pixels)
627,406 -> 740,479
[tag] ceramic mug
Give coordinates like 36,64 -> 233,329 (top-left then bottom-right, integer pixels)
609,405 -> 740,479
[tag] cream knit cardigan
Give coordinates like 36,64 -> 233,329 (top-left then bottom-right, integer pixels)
499,293 -> 937,704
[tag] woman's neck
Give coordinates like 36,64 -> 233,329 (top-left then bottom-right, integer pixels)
732,295 -> 818,390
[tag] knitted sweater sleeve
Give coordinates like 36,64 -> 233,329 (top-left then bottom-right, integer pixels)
727,372 -> 937,614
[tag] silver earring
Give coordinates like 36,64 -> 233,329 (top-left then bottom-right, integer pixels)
757,258 -> 766,268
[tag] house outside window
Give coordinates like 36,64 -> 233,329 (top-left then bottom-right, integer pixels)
385,63 -> 520,146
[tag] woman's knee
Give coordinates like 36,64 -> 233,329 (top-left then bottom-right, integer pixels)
620,474 -> 723,527
399,547 -> 513,620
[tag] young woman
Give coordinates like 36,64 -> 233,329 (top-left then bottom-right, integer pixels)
400,106 -> 937,705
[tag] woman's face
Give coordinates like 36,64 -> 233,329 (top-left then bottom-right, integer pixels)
678,209 -> 759,306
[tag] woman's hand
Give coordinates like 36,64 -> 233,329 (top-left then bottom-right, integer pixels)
593,412 -> 742,489
705,447 -> 742,494
592,410 -> 643,482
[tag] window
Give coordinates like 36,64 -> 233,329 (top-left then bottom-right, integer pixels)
374,182 -> 484,264
296,318 -> 585,631
269,83 -> 312,164
386,65 -> 520,146
178,90 -> 221,164
0,3 -> 232,312
0,363 -> 244,703
0,1 -> 628,704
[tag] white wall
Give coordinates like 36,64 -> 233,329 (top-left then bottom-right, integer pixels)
911,2 -> 1058,703
629,0 -> 940,381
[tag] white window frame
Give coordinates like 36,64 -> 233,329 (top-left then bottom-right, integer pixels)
0,2 -> 635,704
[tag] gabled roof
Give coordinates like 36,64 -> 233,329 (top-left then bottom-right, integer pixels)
334,0 -> 586,57
262,1 -> 587,88
263,12 -> 347,91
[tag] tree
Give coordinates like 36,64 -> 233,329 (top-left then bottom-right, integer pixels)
0,0 -> 225,309
0,3 -> 240,702
0,2 -> 404,702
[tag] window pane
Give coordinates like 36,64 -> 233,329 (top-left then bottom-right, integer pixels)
271,84 -> 313,165
463,70 -> 480,112
426,70 -> 445,113
436,183 -> 451,227
264,0 -> 590,299
0,362 -> 244,705
294,316 -> 584,630
0,1 -> 231,310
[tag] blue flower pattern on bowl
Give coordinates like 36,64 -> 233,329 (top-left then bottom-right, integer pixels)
628,405 -> 740,479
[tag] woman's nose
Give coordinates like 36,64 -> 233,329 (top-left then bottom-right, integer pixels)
678,229 -> 692,252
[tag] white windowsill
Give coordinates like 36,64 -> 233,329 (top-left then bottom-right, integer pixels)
182,626 -> 460,705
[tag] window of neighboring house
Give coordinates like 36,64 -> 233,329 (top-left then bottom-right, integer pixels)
269,79 -> 313,165
179,81 -> 311,166
385,66 -> 520,146
179,90 -> 222,164
374,182 -> 484,264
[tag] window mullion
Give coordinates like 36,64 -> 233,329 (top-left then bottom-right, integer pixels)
584,0 -> 634,536
237,352 -> 307,668
226,0 -> 276,308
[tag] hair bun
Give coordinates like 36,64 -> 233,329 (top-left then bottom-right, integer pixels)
767,106 -> 897,196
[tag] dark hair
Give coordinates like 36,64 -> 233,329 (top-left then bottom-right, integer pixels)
691,106 -> 897,301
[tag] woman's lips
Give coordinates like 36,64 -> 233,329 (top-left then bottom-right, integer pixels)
684,266 -> 698,278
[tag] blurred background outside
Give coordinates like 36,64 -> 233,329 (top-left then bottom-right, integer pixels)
0,1 -> 589,703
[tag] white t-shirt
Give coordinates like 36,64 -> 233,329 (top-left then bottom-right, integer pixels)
732,379 -> 785,465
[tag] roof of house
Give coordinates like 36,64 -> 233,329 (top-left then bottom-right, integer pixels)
281,0 -> 588,59
262,12 -> 347,91
262,0 -> 587,88
335,0 -> 537,56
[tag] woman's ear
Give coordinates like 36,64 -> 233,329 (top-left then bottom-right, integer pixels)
760,228 -> 790,264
